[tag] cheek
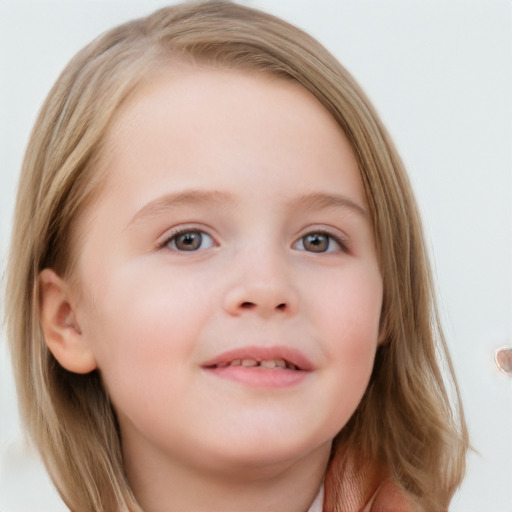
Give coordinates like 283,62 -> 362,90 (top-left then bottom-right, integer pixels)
79,261 -> 216,393
310,263 -> 382,406
314,262 -> 383,343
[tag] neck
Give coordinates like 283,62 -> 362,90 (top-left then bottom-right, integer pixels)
123,439 -> 330,512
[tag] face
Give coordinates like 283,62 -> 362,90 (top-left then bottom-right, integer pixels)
72,67 -> 383,478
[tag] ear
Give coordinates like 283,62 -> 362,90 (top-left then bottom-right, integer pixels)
38,268 -> 97,374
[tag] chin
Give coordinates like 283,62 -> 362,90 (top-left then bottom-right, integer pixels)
201,432 -> 332,476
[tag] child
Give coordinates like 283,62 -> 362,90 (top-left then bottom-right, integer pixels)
4,2 -> 468,511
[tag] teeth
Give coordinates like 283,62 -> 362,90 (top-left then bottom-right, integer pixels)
241,359 -> 258,367
216,358 -> 296,370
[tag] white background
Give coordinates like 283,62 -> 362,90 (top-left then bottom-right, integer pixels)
1,1 -> 511,511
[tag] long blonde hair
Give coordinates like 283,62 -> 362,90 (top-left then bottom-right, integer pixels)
5,2 -> 468,511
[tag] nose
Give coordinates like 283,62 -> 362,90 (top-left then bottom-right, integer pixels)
222,253 -> 299,318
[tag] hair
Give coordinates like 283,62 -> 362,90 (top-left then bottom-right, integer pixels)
5,2 -> 468,511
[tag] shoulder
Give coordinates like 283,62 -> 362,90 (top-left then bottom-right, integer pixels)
324,452 -> 427,512
366,479 -> 423,512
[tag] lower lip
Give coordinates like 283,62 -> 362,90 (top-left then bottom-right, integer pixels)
204,366 -> 308,388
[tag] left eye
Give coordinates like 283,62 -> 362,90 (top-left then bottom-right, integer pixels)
293,232 -> 344,253
164,230 -> 215,252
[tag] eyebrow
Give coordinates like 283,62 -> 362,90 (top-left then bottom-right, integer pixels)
286,192 -> 367,218
127,189 -> 235,228
127,189 -> 367,228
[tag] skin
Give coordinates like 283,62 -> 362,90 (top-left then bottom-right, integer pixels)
40,66 -> 383,512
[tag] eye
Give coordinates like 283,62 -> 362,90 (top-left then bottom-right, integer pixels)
164,230 -> 215,252
293,231 -> 345,253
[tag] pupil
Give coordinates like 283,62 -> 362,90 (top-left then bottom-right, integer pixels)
304,233 -> 328,252
177,232 -> 201,251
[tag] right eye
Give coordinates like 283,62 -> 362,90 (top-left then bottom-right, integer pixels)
163,230 -> 215,252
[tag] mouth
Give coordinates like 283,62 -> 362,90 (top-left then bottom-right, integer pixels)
205,357 -> 300,371
202,345 -> 313,372
201,346 -> 312,388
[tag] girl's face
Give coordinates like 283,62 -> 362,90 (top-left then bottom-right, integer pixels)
72,67 -> 382,477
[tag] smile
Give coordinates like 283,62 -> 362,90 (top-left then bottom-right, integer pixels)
208,358 -> 299,370
202,345 -> 313,371
201,346 -> 312,388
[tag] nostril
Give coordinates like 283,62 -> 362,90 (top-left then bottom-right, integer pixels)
240,302 -> 287,310
235,301 -> 290,313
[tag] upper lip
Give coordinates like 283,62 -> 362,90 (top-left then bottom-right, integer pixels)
201,345 -> 314,372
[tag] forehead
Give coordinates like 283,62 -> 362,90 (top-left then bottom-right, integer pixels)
99,65 -> 364,203
108,65 -> 341,147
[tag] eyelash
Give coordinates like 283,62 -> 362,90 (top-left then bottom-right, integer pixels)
293,229 -> 349,254
158,226 -> 349,254
159,227 -> 216,252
